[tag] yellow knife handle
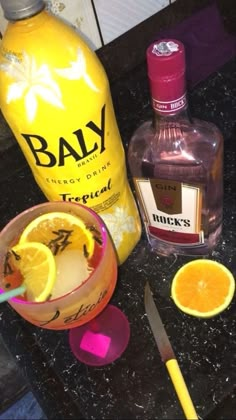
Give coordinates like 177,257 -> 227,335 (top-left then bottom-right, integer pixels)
166,359 -> 198,420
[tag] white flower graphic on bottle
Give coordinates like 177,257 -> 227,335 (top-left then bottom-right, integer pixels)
0,47 -> 99,123
55,48 -> 99,92
0,51 -> 64,122
101,207 -> 136,249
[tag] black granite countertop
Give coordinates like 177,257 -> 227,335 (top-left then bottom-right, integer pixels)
0,51 -> 236,420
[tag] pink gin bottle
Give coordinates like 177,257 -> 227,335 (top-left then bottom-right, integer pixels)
128,39 -> 223,256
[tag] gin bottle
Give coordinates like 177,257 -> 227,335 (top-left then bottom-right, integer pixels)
128,39 -> 223,256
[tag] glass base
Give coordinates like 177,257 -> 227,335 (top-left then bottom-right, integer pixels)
69,305 -> 130,366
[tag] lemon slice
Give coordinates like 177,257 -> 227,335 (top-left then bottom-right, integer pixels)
11,242 -> 57,302
171,259 -> 235,318
19,212 -> 95,258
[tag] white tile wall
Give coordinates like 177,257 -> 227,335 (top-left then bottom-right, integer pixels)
93,0 -> 169,44
0,0 -> 170,49
0,0 -> 102,50
47,0 -> 103,50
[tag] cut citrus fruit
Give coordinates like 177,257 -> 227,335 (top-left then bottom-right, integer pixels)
171,259 -> 235,318
19,212 -> 95,258
10,242 -> 57,302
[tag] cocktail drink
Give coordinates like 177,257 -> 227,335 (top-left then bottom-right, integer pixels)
0,202 -> 130,365
0,201 -> 116,329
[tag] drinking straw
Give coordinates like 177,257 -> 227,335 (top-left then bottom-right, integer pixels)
0,285 -> 26,303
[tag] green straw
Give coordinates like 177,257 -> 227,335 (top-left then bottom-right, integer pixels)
0,285 -> 26,303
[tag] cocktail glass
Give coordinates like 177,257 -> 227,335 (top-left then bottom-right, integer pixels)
0,202 -> 130,366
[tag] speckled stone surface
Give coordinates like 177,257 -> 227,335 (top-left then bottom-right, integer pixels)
0,335 -> 29,412
0,55 -> 235,419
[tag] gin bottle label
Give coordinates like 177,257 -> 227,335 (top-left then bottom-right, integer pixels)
134,178 -> 204,245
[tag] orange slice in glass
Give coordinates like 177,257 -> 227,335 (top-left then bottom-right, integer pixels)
10,242 -> 57,302
19,211 -> 95,258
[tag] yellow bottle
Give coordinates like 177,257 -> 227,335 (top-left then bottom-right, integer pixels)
0,0 -> 141,264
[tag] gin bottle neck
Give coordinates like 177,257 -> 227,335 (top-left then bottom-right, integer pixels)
149,70 -> 188,118
152,103 -> 191,127
147,39 -> 188,120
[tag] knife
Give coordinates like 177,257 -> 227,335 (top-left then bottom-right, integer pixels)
144,282 -> 198,420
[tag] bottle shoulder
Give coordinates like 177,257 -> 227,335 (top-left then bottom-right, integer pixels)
129,117 -> 223,147
128,116 -> 223,179
189,117 -> 223,143
1,10 -> 106,77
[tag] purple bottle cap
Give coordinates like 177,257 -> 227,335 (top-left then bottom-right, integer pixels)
147,39 -> 185,80
147,39 -> 187,114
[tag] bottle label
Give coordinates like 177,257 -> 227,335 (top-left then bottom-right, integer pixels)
134,178 -> 204,246
152,93 -> 187,114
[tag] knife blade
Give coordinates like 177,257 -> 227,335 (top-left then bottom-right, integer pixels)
144,282 -> 198,420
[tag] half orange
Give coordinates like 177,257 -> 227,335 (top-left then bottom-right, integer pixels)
171,259 -> 235,318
